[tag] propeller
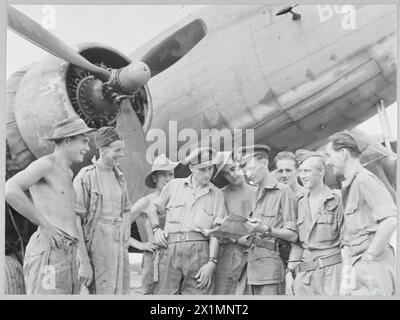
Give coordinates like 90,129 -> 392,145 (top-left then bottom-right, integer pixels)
8,4 -> 205,191
7,5 -> 111,82
8,5 -> 206,243
8,5 -> 206,90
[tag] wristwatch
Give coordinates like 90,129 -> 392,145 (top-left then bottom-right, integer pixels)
152,224 -> 161,233
263,225 -> 272,237
208,257 -> 218,265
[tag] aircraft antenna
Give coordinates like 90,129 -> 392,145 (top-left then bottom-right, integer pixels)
276,4 -> 301,21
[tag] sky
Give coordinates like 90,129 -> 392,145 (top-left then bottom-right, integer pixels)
6,5 -> 397,141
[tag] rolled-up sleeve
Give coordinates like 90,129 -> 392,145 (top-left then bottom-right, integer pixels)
359,176 -> 396,222
280,188 -> 298,233
73,172 -> 89,220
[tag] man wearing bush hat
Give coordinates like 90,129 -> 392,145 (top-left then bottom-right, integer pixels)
145,147 -> 227,294
73,126 -> 132,294
234,144 -> 298,295
6,115 -> 94,294
129,154 -> 178,294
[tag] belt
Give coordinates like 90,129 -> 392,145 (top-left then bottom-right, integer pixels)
254,238 -> 277,251
98,216 -> 124,225
167,231 -> 208,244
296,252 -> 342,273
38,226 -> 78,247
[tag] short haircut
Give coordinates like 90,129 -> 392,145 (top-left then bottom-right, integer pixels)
274,151 -> 297,168
239,153 -> 267,169
328,132 -> 361,158
312,156 -> 326,172
299,156 -> 326,174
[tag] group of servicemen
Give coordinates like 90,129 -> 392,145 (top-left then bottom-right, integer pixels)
5,115 -> 396,296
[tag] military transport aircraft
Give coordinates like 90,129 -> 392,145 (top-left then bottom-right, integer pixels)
5,4 -> 396,293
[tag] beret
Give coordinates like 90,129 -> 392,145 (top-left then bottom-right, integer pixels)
94,126 -> 123,148
295,149 -> 324,166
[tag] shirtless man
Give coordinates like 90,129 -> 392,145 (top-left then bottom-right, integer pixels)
129,154 -> 177,294
5,116 -> 94,294
73,127 -> 132,294
274,151 -> 305,199
211,151 -> 256,295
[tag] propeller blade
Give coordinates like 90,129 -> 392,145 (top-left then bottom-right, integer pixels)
141,19 -> 206,77
116,99 -> 151,244
116,99 -> 151,203
7,5 -> 110,81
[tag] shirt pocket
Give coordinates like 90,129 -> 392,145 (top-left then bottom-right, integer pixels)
251,246 -> 281,282
194,207 -> 215,229
260,206 -> 278,226
316,211 -> 337,243
253,246 -> 275,261
165,200 -> 185,224
344,199 -> 370,233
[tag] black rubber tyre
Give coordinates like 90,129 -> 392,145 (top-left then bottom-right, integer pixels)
5,255 -> 26,295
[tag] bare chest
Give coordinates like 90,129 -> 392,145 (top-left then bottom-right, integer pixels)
100,172 -> 123,217
31,167 -> 74,200
224,188 -> 255,217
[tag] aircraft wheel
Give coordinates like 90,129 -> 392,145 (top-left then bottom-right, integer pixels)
5,255 -> 26,295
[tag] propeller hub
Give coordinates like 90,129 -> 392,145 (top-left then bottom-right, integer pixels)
117,61 -> 151,93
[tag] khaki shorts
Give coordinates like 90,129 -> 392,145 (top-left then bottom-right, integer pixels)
154,241 -> 211,295
214,243 -> 246,295
293,263 -> 342,296
350,246 -> 395,296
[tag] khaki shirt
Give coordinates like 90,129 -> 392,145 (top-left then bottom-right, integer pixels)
297,186 -> 344,258
73,163 -> 132,250
341,167 -> 396,256
247,181 -> 297,285
154,175 -> 227,234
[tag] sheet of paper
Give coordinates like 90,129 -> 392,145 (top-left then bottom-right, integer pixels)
209,214 -> 250,240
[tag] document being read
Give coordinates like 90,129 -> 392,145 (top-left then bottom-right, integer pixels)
208,215 -> 250,240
